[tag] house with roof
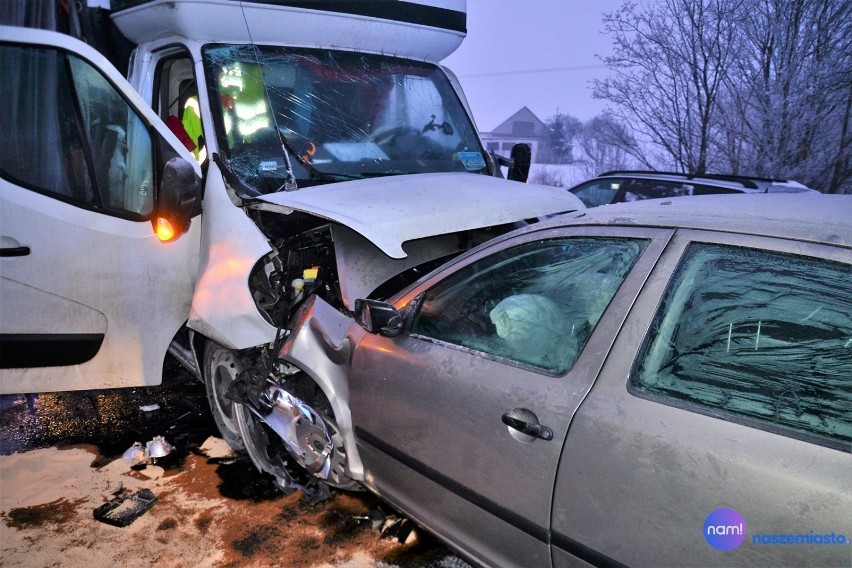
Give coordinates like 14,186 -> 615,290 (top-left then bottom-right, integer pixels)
480,106 -> 556,164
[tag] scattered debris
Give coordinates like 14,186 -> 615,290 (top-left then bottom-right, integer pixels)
93,488 -> 157,527
353,509 -> 386,531
301,478 -> 333,505
146,435 -> 173,458
380,516 -> 417,544
121,442 -> 146,465
121,436 -> 174,466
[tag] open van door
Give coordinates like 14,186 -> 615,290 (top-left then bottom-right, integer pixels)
0,27 -> 202,394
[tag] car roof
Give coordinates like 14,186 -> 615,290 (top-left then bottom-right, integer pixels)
587,170 -> 818,192
580,171 -> 757,192
537,194 -> 852,248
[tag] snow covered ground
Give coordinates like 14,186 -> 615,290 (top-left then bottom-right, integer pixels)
0,439 -> 466,568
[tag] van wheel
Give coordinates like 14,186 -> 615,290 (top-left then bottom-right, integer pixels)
202,341 -> 246,452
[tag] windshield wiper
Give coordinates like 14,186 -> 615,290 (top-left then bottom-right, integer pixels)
274,132 -> 367,186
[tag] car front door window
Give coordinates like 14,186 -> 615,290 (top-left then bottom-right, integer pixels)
410,237 -> 648,374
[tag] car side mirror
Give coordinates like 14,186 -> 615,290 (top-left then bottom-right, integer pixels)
354,299 -> 403,337
155,157 -> 202,241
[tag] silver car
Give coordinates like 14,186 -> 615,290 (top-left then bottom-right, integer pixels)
262,194 -> 852,567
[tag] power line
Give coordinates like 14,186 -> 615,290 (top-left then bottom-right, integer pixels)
458,64 -> 607,78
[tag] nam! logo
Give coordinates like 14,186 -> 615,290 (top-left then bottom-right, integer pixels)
704,508 -> 747,551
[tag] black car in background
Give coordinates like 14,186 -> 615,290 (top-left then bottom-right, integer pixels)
569,170 -> 819,207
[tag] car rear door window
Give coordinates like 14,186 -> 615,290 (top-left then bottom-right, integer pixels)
691,184 -> 742,196
632,243 -> 852,449
410,237 -> 647,374
622,179 -> 691,201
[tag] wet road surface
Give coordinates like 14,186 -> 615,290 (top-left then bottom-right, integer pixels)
0,364 -> 212,457
0,361 -> 468,567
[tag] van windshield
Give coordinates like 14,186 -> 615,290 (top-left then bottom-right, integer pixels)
202,44 -> 489,195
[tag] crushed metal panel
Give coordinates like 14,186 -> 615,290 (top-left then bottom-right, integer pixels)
255,172 -> 583,258
187,164 -> 278,350
331,224 -> 462,310
278,295 -> 365,479
93,489 -> 157,527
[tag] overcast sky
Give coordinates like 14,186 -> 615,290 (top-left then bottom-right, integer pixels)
442,0 -> 625,132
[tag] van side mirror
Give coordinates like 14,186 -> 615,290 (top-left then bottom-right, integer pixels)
508,143 -> 531,183
489,143 -> 531,183
156,157 -> 202,240
354,299 -> 403,337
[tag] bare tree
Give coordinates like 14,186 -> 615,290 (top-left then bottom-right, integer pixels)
595,0 -> 852,193
576,112 -> 636,177
594,0 -> 744,174
730,0 -> 852,193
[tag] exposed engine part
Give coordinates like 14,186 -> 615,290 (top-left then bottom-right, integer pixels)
248,224 -> 343,328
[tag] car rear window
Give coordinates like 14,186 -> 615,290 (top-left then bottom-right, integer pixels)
631,243 -> 852,450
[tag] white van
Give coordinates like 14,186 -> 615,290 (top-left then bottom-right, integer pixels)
0,1 -> 581,490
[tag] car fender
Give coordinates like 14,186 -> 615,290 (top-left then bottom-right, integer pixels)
278,294 -> 366,480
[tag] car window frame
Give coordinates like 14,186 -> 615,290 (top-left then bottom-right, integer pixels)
621,229 -> 852,453
390,225 -> 675,379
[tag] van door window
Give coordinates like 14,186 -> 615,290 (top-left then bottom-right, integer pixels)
0,43 -> 154,217
155,54 -> 205,163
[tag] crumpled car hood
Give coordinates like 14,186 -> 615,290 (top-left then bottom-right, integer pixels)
253,172 -> 583,258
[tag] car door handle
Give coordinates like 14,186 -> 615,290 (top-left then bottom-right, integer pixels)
501,413 -> 554,441
0,246 -> 30,257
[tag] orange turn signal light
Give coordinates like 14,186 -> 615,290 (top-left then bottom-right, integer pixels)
156,217 -> 176,242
